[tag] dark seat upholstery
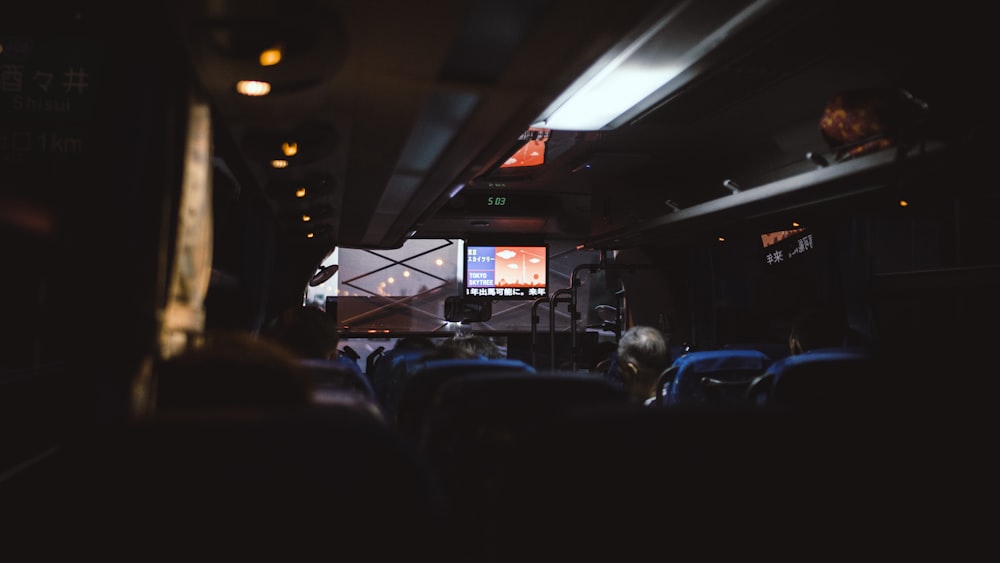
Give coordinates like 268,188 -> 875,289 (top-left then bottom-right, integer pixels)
4,404 -> 454,561
299,357 -> 376,398
493,402 -> 913,562
369,348 -> 433,420
747,347 -> 879,409
657,348 -> 772,407
417,371 -> 630,557
393,358 -> 534,443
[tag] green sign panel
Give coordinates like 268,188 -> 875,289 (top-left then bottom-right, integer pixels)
0,36 -> 101,120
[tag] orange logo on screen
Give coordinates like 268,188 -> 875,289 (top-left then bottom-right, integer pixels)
761,227 -> 805,248
501,128 -> 549,168
494,247 -> 546,287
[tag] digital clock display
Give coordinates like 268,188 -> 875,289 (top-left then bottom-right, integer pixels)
441,191 -> 552,215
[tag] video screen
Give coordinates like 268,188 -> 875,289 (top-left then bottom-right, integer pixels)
464,244 -> 548,300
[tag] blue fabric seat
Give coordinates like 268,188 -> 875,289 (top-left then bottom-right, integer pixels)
656,349 -> 772,407
299,357 -> 376,399
746,347 -> 878,409
369,348 -> 433,419
394,358 -> 535,442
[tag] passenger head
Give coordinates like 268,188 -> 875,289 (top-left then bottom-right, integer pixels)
155,329 -> 315,411
616,325 -> 671,402
788,306 -> 848,354
418,336 -> 483,361
443,334 -> 503,359
392,336 -> 438,352
264,304 -> 341,360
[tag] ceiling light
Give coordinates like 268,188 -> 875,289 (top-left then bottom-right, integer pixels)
236,80 -> 271,97
532,0 -> 778,130
259,45 -> 283,67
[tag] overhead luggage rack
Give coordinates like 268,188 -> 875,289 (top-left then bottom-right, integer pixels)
585,140 -> 947,248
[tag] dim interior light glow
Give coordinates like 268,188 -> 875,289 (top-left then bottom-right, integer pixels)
295,188 -> 307,198
898,199 -> 909,207
539,65 -> 684,130
236,80 -> 271,96
282,142 -> 298,157
259,45 -> 283,66
533,0 -> 778,130
271,159 -> 288,169
302,214 -> 311,222
306,232 -> 314,238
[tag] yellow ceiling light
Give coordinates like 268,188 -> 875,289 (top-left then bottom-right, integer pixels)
302,214 -> 311,222
295,187 -> 307,198
236,80 -> 271,97
282,142 -> 298,157
271,159 -> 288,169
259,44 -> 284,67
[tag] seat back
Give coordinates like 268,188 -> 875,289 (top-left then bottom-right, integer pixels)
368,348 -> 432,418
422,371 -> 630,454
747,347 -> 879,409
5,404 -> 453,561
393,358 -> 535,442
420,371 -> 630,483
493,401 -> 902,562
658,349 -> 772,407
417,370 -> 631,557
299,357 -> 375,399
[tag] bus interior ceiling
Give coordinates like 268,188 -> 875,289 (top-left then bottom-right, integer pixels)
177,0 -> 995,314
2,2 -> 998,407
2,2 -> 999,554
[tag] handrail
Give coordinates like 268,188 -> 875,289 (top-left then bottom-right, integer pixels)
548,289 -> 575,371
530,261 -> 665,371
